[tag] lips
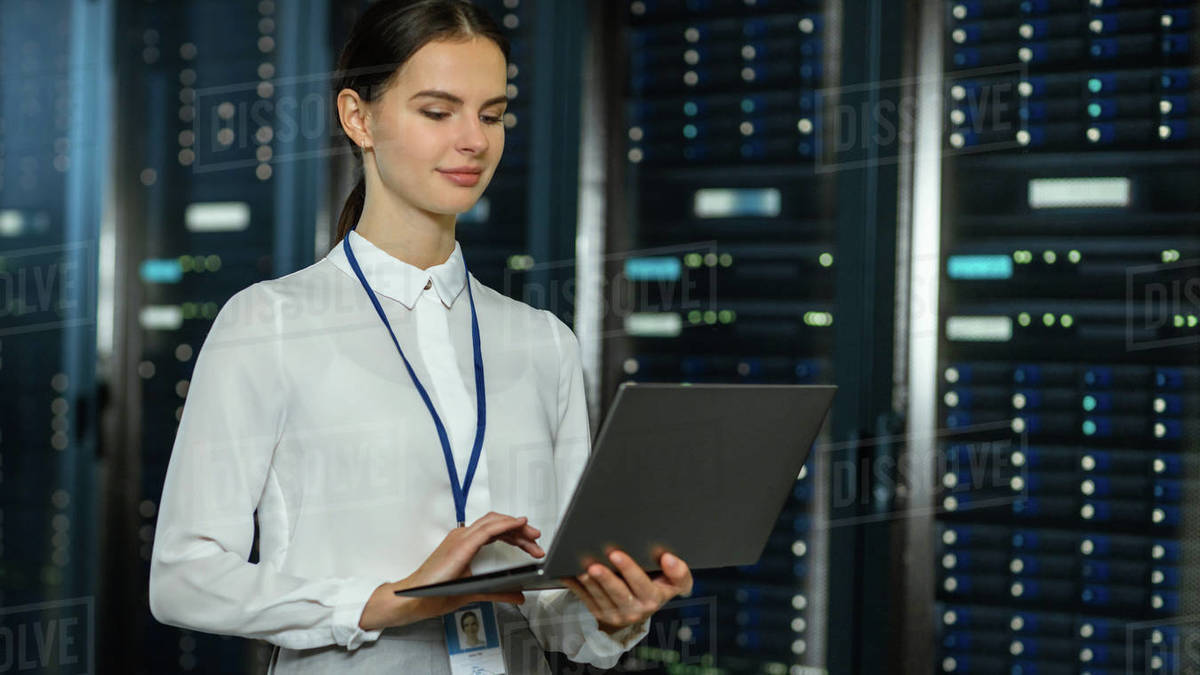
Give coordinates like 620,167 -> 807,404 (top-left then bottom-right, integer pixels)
438,169 -> 482,187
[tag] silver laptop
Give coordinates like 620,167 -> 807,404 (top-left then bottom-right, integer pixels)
396,382 -> 836,597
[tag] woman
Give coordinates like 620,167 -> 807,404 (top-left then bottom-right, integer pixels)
147,1 -> 693,673
459,610 -> 484,649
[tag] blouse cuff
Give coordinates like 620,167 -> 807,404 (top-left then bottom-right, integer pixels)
577,604 -> 652,658
331,577 -> 390,650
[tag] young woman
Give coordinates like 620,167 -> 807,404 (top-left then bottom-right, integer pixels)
459,610 -> 485,649
148,1 -> 693,673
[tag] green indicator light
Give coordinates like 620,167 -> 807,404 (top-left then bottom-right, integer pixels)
818,252 -> 834,267
803,311 -> 834,327
1017,312 -> 1032,327
181,302 -> 197,319
683,101 -> 698,116
1042,313 -> 1055,326
1190,315 -> 1199,328
1061,314 -> 1074,328
179,255 -> 194,272
683,124 -> 698,139
688,310 -> 702,324
1068,249 -> 1082,263
1088,78 -> 1102,93
1082,395 -> 1097,412
718,309 -> 733,323
740,99 -> 755,114
201,302 -> 219,319
684,253 -> 702,268
1042,250 -> 1057,264
703,310 -> 717,324
718,253 -> 733,267
1087,103 -> 1102,118
1082,419 -> 1097,436
1174,314 -> 1185,328
205,255 -> 222,272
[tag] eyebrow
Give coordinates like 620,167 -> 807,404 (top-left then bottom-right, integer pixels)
410,90 -> 508,107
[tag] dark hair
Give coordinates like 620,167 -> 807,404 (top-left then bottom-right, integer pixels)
331,0 -> 511,245
460,610 -> 479,630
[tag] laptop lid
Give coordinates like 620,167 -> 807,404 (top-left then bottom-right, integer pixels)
538,382 -> 835,577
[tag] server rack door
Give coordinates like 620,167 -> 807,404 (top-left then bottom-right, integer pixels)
0,0 -> 109,671
604,1 -> 848,672
926,0 -> 1200,673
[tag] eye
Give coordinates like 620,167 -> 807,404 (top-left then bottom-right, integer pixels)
482,115 -> 504,125
422,111 -> 449,120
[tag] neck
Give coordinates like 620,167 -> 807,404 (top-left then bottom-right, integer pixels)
353,182 -> 457,271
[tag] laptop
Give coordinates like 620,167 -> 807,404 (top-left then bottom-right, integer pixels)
395,382 -> 836,597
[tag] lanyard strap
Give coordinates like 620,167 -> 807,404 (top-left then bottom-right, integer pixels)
342,227 -> 487,527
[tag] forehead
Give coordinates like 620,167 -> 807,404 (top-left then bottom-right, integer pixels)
391,37 -> 506,99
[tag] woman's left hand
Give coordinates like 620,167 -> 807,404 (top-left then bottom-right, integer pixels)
561,550 -> 693,634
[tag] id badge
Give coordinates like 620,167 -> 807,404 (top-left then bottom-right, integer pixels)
443,601 -> 506,675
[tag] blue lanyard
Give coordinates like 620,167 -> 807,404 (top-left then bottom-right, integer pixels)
342,227 -> 487,527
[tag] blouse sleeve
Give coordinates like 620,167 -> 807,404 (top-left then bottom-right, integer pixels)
515,311 -> 652,668
148,283 -> 391,651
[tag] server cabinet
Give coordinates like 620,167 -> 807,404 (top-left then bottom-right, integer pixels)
929,0 -> 1200,673
604,1 -> 842,672
107,0 -> 333,671
0,0 -> 109,671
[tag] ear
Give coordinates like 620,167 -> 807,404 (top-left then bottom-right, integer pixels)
336,88 -> 374,150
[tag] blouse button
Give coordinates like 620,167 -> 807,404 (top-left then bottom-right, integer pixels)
424,279 -> 432,290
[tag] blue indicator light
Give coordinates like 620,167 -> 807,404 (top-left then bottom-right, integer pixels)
624,257 -> 682,281
140,258 -> 184,283
947,255 -> 1013,279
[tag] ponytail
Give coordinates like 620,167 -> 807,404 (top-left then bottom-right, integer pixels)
334,175 -> 366,245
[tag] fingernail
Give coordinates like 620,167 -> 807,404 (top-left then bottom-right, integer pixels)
663,553 -> 677,566
590,565 -> 604,578
609,551 -> 623,564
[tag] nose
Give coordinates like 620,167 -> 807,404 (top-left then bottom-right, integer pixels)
456,114 -> 491,155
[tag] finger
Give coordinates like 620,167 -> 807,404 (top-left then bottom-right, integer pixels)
652,553 -> 694,595
577,568 -> 618,615
467,512 -> 523,534
497,532 -> 545,557
606,550 -> 658,602
587,562 -> 637,611
469,511 -> 515,527
561,578 -> 602,618
469,515 -> 528,546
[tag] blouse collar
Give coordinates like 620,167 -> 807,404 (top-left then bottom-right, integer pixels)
326,229 -> 467,310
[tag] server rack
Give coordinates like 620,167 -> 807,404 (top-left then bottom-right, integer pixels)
106,0 -> 334,671
605,1 -> 842,672
929,1 -> 1200,673
0,0 -> 109,670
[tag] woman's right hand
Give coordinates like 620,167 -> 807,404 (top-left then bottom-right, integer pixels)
358,512 -> 545,631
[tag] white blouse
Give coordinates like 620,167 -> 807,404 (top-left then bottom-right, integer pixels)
149,230 -> 650,669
